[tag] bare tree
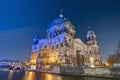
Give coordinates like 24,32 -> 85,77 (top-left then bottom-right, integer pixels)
106,40 -> 120,66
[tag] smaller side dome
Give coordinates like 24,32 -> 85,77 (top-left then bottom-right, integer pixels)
85,29 -> 96,41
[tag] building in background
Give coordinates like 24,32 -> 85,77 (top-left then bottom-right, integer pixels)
106,41 -> 120,67
28,10 -> 102,71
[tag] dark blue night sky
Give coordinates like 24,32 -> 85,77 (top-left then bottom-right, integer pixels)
0,0 -> 120,62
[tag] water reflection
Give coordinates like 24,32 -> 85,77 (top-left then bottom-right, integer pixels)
2,70 -> 120,80
8,70 -> 13,80
41,73 -> 62,80
23,71 -> 62,80
23,71 -> 35,80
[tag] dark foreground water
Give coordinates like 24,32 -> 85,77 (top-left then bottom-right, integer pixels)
0,70 -> 119,80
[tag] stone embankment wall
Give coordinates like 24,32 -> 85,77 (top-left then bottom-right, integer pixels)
60,66 -> 120,76
60,66 -> 84,74
110,67 -> 120,76
84,67 -> 110,76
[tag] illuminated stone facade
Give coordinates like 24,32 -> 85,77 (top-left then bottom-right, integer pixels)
29,11 -> 102,70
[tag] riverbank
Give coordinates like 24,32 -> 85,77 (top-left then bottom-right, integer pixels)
59,73 -> 120,79
27,66 -> 120,79
1,70 -> 117,80
27,69 -> 120,79
60,66 -> 120,78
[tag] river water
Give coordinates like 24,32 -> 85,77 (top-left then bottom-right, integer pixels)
0,70 -> 119,80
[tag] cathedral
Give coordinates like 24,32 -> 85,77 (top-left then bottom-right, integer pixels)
28,11 -> 102,70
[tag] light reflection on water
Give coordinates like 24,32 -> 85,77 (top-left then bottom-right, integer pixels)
0,70 -> 119,80
23,71 -> 36,80
8,70 -> 13,80
23,71 -> 62,80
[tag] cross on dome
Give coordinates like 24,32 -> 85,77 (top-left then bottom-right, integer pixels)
59,9 -> 63,18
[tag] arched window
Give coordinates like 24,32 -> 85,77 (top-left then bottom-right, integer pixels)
56,44 -> 58,49
88,37 -> 91,40
61,43 -> 63,47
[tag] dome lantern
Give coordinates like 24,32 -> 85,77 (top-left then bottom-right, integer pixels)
59,9 -> 63,18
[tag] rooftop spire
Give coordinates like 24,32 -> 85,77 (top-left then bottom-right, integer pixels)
59,9 -> 63,18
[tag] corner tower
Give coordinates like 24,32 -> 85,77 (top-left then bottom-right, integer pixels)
85,28 -> 97,45
84,28 -> 102,67
85,28 -> 99,54
28,35 -> 40,70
